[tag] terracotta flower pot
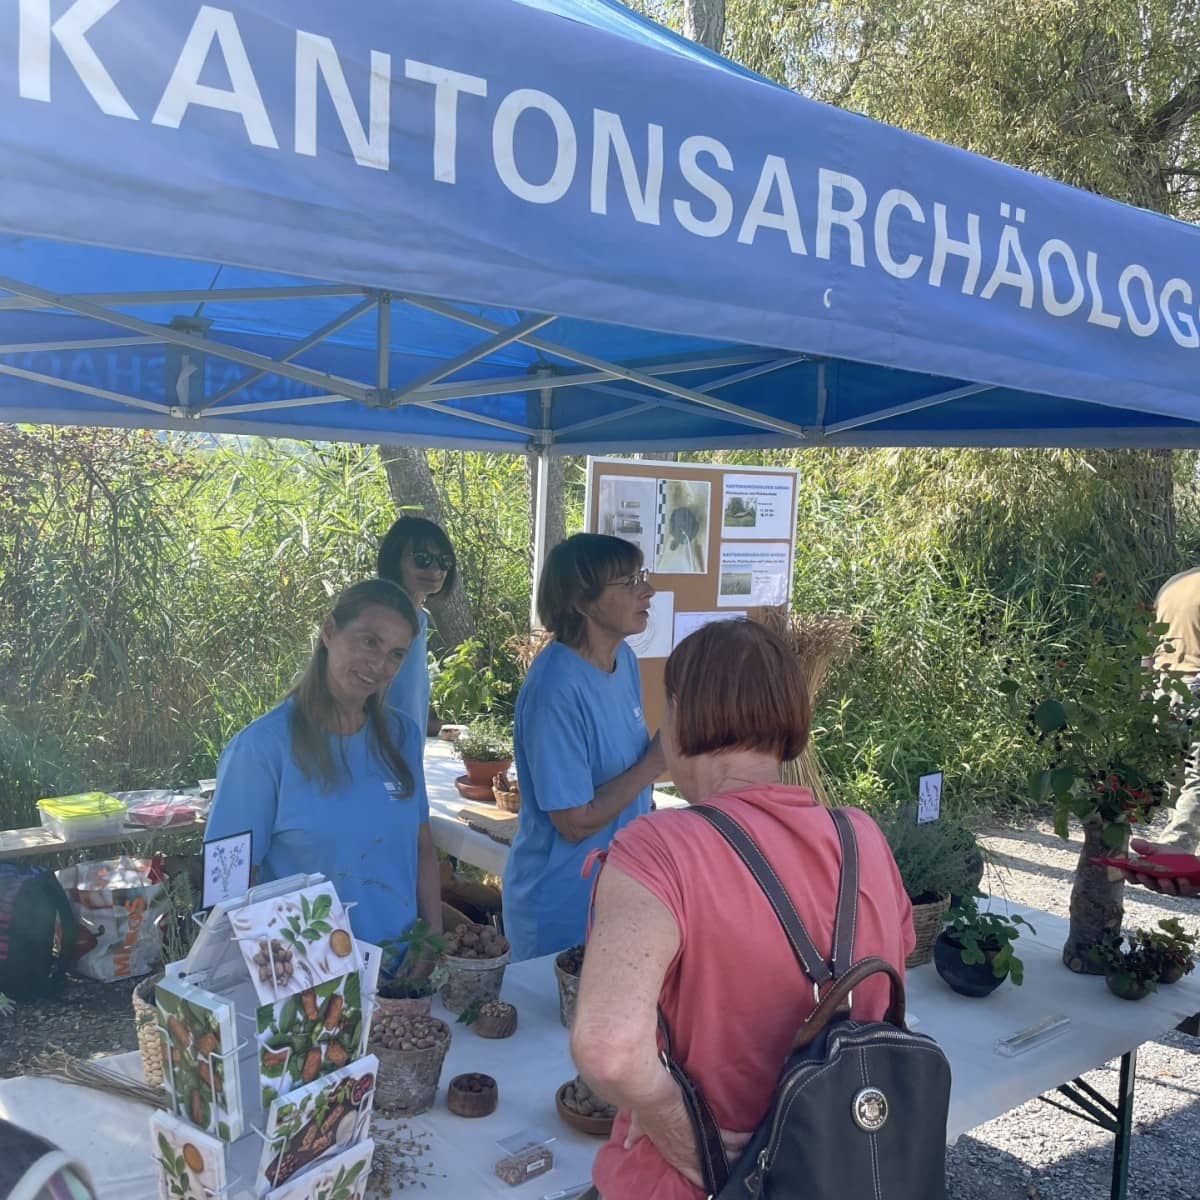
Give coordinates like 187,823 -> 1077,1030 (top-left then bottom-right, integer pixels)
463,757 -> 512,787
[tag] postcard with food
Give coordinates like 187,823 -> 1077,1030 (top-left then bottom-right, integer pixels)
264,1138 -> 373,1200
151,1110 -> 228,1200
229,883 -> 360,1005
256,1055 -> 378,1194
256,971 -> 368,1108
155,975 -> 245,1141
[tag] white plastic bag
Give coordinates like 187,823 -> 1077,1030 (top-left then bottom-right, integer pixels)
56,857 -> 166,981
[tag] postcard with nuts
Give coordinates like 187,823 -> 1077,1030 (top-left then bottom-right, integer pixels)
229,883 -> 360,1005
256,1055 -> 377,1194
151,1111 -> 228,1200
264,1138 -> 374,1200
155,975 -> 245,1141
256,971 -> 368,1108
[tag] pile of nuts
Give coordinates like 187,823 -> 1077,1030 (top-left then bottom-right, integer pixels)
252,937 -> 294,986
369,1013 -> 448,1052
478,1001 -> 513,1019
560,1077 -> 616,1119
443,923 -> 510,959
451,1072 -> 494,1095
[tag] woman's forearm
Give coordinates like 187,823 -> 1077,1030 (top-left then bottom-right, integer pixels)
550,735 -> 665,843
415,824 -> 443,933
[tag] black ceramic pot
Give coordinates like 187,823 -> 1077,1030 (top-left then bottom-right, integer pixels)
933,932 -> 1006,998
1105,971 -> 1151,1001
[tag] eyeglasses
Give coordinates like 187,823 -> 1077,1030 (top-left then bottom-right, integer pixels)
410,550 -> 453,571
607,568 -> 652,590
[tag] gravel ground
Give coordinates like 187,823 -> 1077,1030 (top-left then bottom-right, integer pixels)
947,815 -> 1200,1200
3,818 -> 1198,1197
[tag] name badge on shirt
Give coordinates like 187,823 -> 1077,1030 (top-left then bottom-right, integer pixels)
383,782 -> 405,798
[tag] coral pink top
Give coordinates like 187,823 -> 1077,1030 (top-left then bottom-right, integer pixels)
591,785 -> 915,1200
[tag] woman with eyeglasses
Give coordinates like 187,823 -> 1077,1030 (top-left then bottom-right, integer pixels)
204,579 -> 441,949
377,516 -> 458,737
502,533 -> 666,961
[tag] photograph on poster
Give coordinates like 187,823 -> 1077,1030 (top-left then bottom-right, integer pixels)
722,474 -> 795,540
672,610 -> 746,648
717,543 -> 791,607
597,475 -> 658,562
626,590 -> 674,659
655,479 -> 710,574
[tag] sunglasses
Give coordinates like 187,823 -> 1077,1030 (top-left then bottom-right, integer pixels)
607,567 -> 652,590
410,550 -> 453,571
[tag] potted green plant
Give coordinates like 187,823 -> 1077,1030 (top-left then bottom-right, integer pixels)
1135,917 -> 1197,985
882,808 -> 981,967
1002,591 -> 1193,974
1090,932 -> 1161,1001
376,920 -> 448,1019
455,718 -> 513,787
933,891 -> 1035,997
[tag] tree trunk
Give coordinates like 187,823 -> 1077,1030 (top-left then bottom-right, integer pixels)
683,0 -> 725,53
1062,815 -> 1126,974
378,444 -> 476,651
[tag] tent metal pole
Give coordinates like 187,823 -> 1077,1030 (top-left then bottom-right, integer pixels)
401,295 -> 810,438
377,293 -> 391,389
199,296 -> 379,411
0,274 -> 373,402
529,386 -> 554,631
0,284 -> 369,311
825,382 -> 994,435
0,360 -> 172,415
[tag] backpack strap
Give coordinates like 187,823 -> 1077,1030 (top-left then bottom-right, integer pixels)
690,805 -> 859,993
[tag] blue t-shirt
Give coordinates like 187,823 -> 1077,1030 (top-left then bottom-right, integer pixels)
204,699 -> 429,949
385,607 -> 430,735
502,640 -> 652,961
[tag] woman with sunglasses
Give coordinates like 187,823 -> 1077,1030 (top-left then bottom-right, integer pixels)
502,533 -> 666,961
377,516 -> 458,737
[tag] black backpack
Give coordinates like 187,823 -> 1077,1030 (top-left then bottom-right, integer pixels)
661,806 -> 952,1200
0,863 -> 78,1002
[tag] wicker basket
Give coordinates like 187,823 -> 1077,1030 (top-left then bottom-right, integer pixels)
132,971 -> 165,1087
492,772 -> 521,813
906,895 -> 951,968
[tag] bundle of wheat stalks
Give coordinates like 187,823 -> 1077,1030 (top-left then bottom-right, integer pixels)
759,609 -> 856,806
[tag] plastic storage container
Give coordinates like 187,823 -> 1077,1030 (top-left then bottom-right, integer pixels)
37,792 -> 129,842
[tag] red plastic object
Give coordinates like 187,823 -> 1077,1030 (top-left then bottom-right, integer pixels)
1092,852 -> 1200,882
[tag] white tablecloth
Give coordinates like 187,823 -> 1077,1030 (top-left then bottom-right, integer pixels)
3,906 -> 1198,1197
424,738 -> 683,876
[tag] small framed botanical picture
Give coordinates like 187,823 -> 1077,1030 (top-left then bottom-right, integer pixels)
202,830 -> 252,909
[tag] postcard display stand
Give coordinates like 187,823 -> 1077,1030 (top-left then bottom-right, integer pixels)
150,874 -> 382,1200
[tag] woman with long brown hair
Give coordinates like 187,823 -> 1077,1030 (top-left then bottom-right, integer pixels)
204,579 -> 441,948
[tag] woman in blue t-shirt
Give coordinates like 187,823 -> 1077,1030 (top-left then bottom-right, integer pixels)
376,516 -> 458,737
204,579 -> 442,950
502,534 -> 666,960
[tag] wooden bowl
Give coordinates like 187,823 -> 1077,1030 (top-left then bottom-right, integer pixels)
555,1081 -> 615,1137
474,1002 -> 518,1039
448,1072 -> 498,1117
454,775 -> 496,803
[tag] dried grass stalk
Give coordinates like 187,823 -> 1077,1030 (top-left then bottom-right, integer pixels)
21,1047 -> 170,1109
759,609 -> 856,807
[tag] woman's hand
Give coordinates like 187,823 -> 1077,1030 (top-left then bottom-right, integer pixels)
623,1087 -> 752,1189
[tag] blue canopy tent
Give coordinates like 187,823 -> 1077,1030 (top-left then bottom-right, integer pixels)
1,0 -> 1198,475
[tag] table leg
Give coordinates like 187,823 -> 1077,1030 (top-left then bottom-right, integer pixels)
1037,1048 -> 1136,1200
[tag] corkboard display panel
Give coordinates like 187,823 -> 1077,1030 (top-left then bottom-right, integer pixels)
585,457 -> 799,736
